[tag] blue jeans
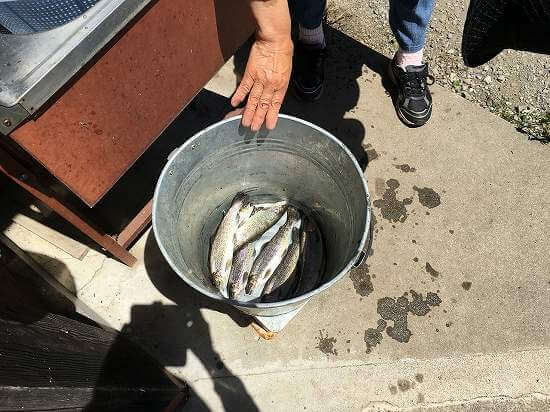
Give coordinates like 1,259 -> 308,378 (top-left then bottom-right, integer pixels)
292,0 -> 435,52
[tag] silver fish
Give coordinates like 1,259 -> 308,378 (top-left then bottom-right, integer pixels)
234,204 -> 287,250
228,242 -> 255,300
245,207 -> 302,294
209,193 -> 248,297
294,217 -> 325,296
262,228 -> 300,302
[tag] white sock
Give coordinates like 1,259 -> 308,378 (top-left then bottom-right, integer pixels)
299,24 -> 325,48
395,48 -> 424,70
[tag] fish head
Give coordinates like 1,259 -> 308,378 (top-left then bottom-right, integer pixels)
239,202 -> 254,221
233,192 -> 249,208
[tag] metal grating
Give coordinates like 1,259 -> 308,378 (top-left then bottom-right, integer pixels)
0,0 -> 99,34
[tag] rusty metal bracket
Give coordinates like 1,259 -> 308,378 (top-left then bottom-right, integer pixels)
0,104 -> 30,136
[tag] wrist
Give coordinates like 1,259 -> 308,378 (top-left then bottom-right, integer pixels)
255,33 -> 293,53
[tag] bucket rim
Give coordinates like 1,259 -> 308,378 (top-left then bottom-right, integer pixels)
152,114 -> 371,309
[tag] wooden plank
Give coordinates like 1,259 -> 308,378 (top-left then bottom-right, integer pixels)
0,238 -> 188,411
10,214 -> 89,260
0,233 -> 111,330
0,302 -> 185,410
117,199 -> 152,249
9,0 -> 254,207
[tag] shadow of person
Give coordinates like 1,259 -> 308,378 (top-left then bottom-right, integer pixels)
136,230 -> 259,411
232,25 -> 393,171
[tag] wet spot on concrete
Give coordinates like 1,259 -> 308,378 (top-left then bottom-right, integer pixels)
415,373 -> 424,383
426,292 -> 442,306
449,229 -> 455,234
412,239 -> 417,244
378,291 -> 442,344
446,322 -> 453,328
364,319 -> 387,353
347,348 -> 350,353
394,164 -> 417,173
397,379 -> 412,392
409,291 -> 432,316
426,262 -> 440,278
462,281 -> 472,291
349,265 -> 374,297
378,296 -> 411,343
365,144 -> 379,162
418,393 -> 425,403
389,385 -> 398,395
413,186 -> 441,208
374,178 -> 386,197
316,330 -> 338,355
346,339 -> 351,344
413,257 -> 419,262
373,179 -> 413,223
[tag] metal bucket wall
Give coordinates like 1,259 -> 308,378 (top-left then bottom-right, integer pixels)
153,115 -> 371,317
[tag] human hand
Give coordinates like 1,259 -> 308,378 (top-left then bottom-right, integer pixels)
231,38 -> 293,131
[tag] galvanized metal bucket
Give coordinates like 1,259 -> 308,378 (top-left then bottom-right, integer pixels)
153,114 -> 371,321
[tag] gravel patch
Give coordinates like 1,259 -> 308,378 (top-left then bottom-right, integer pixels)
326,0 -> 550,142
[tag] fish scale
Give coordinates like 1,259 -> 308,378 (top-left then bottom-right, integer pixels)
245,207 -> 302,295
262,228 -> 301,302
234,204 -> 287,249
209,193 -> 247,297
227,242 -> 255,299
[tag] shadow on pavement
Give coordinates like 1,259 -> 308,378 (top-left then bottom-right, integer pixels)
139,230 -> 259,411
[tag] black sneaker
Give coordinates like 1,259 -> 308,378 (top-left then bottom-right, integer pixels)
388,59 -> 433,127
292,42 -> 326,102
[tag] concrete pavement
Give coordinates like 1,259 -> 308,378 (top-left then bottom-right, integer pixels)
4,28 -> 550,411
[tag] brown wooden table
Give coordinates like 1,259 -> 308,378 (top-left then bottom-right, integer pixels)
0,0 -> 254,266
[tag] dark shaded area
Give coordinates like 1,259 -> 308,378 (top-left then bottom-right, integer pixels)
0,245 -> 185,411
461,0 -> 550,68
462,281 -> 472,291
142,231 -> 259,411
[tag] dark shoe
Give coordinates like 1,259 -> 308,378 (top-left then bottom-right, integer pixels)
388,59 -> 433,127
292,42 -> 326,102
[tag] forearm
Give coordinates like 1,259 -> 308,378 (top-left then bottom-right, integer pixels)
249,0 -> 292,45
